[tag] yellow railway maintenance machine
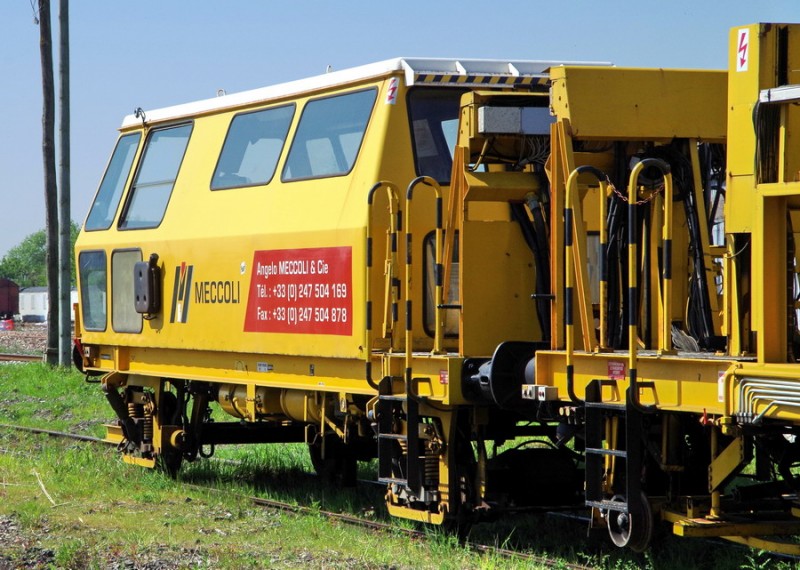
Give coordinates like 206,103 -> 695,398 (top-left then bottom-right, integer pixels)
75,23 -> 800,553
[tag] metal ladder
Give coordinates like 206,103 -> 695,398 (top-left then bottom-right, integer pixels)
376,376 -> 421,495
584,379 -> 645,517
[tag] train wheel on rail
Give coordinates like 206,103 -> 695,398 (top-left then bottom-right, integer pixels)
606,493 -> 653,552
308,434 -> 357,487
155,391 -> 183,479
156,450 -> 183,479
441,410 -> 478,542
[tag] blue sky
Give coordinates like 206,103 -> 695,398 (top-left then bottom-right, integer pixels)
0,1 -> 797,257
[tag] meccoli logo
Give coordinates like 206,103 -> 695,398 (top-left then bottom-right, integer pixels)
170,262 -> 193,323
170,262 -> 242,324
194,280 -> 241,304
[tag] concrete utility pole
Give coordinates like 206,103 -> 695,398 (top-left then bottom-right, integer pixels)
58,0 -> 71,367
38,0 -> 59,366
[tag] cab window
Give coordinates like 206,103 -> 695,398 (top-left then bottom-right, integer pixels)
111,249 -> 143,333
407,88 -> 466,185
212,104 -> 295,190
85,133 -> 140,231
423,231 -> 459,338
119,123 -> 192,229
282,89 -> 376,181
79,250 -> 107,331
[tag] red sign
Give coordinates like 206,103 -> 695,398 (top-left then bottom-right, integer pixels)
607,361 -> 626,381
244,246 -> 353,335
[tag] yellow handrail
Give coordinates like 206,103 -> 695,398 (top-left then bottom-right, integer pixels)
565,165 -> 609,401
365,180 -> 400,390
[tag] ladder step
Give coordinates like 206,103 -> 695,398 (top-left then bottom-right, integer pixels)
586,499 -> 629,513
378,395 -> 407,402
585,401 -> 625,410
585,447 -> 627,458
379,477 -> 408,486
378,433 -> 408,441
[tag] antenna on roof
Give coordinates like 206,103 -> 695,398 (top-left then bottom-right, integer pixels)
326,65 -> 333,73
134,107 -> 146,127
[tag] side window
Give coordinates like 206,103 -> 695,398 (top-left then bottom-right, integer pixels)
79,250 -> 107,331
85,133 -> 141,231
112,249 -> 143,333
423,232 -> 459,338
212,104 -> 295,190
119,123 -> 192,229
407,88 -> 466,185
283,89 -> 377,181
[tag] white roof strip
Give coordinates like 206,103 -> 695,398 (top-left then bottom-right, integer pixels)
759,84 -> 800,104
122,57 -> 610,129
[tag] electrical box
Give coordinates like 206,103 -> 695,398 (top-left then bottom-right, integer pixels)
134,254 -> 161,314
478,106 -> 552,135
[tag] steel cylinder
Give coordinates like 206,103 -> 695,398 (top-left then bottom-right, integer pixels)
217,384 -> 320,423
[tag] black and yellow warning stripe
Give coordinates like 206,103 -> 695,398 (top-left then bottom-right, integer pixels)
413,73 -> 549,87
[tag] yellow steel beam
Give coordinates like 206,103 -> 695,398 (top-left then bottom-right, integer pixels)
709,435 -> 745,492
673,517 -> 800,538
724,535 -> 800,557
386,502 -> 445,525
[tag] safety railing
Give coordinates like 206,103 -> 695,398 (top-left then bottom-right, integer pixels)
365,181 -> 401,390
564,159 -> 673,406
564,166 -> 609,402
405,176 -> 444,357
625,158 -> 673,407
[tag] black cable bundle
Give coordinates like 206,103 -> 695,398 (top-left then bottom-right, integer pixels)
649,142 -> 724,350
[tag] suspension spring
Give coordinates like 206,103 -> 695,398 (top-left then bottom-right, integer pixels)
424,443 -> 439,487
143,415 -> 154,441
128,402 -> 144,419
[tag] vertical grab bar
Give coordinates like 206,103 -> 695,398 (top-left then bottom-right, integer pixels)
565,166 -> 609,403
405,176 -> 444,358
659,166 -> 674,355
599,175 -> 610,351
626,158 -> 672,407
366,181 -> 400,391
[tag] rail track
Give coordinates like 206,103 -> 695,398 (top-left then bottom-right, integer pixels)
0,422 -> 594,569
0,353 -> 43,363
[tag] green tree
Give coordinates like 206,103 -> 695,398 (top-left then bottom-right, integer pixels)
0,222 -> 79,287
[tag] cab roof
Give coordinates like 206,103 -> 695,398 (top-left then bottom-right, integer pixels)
121,57 -> 610,129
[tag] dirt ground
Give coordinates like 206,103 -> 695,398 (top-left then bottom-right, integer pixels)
0,322 -> 51,355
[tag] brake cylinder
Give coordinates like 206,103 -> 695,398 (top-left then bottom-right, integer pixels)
217,384 -> 321,422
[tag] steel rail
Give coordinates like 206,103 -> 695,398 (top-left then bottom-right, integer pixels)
0,423 -> 107,444
0,353 -> 44,363
0,421 -> 594,569
204,485 -> 595,570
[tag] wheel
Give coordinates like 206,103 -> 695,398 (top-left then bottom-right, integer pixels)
155,391 -> 183,479
606,493 -> 653,552
440,411 -> 477,540
308,434 -> 357,487
156,450 -> 183,479
440,513 -> 473,543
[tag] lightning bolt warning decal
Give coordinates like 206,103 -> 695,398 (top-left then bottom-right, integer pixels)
737,28 -> 749,72
385,77 -> 398,105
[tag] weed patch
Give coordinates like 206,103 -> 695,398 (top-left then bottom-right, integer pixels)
1,365 -> 799,568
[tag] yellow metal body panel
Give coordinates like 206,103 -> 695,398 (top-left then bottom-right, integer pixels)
76,71 -> 447,384
549,67 -> 726,142
460,218 -> 538,356
535,350 -> 737,413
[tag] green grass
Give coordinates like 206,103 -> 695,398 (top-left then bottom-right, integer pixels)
0,364 -> 798,569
